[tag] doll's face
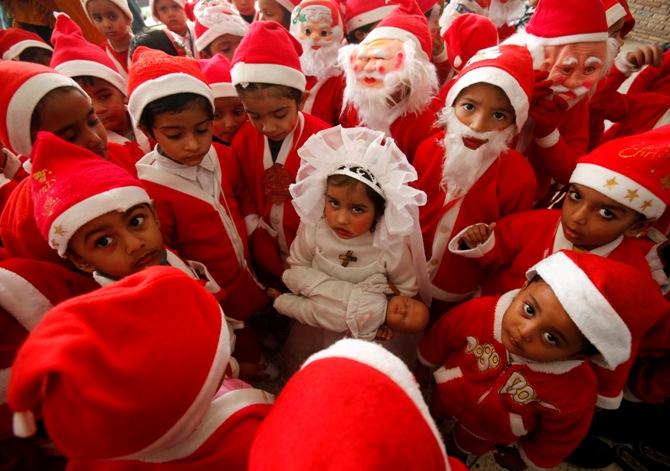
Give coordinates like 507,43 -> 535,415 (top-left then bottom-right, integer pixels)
385,296 -> 429,333
349,39 -> 406,89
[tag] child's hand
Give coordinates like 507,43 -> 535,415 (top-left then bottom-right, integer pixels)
461,223 -> 495,249
375,325 -> 394,341
494,446 -> 527,471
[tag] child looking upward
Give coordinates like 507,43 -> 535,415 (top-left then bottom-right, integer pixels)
82,0 -> 134,78
419,250 -> 670,470
194,0 -> 249,60
230,20 -> 329,284
150,0 -> 196,56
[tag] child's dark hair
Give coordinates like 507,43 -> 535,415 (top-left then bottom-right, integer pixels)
139,93 -> 214,133
130,29 -> 179,57
326,173 -> 386,229
235,83 -> 303,105
30,86 -> 83,138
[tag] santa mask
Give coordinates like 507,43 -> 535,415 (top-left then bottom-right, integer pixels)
290,3 -> 343,80
541,41 -> 608,108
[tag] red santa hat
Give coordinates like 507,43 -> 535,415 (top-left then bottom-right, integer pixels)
7,266 -> 232,460
249,339 -> 467,471
0,61 -> 83,156
194,0 -> 249,53
362,0 -> 433,60
526,250 -> 669,370
127,46 -> 214,125
446,44 -> 533,130
0,27 -> 53,61
198,54 -> 237,98
442,13 -> 499,71
30,132 -> 151,257
570,127 -> 670,220
82,0 -> 133,20
525,0 -> 608,46
603,0 -> 635,38
50,13 -> 127,96
149,0 -> 187,21
344,0 -> 402,33
231,20 -> 306,92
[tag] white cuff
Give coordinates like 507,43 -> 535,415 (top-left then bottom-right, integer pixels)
534,129 -> 560,148
614,54 -> 637,77
448,225 -> 495,258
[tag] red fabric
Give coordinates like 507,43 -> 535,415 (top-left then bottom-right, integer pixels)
442,13 -> 498,72
304,73 -> 345,125
371,0 -> 432,58
413,132 -> 536,299
419,295 -> 598,469
0,28 -> 50,60
525,0 -> 607,43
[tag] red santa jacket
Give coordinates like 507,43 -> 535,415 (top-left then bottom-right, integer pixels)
304,74 -> 345,126
412,132 -> 536,302
0,142 -> 140,266
231,112 -> 329,281
419,292 -> 598,469
136,146 -> 268,321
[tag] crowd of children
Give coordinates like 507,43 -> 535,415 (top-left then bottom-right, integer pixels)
0,0 -> 669,470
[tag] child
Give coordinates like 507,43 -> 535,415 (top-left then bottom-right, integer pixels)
230,20 -> 330,283
418,250 -> 669,470
451,126 -> 670,297
50,13 -> 149,152
412,45 -> 536,311
194,0 -> 249,60
82,0 -> 135,78
258,0 -> 298,29
8,266 -> 274,470
0,27 -> 53,65
198,54 -> 248,146
150,0 -> 196,56
130,46 -> 269,322
0,61 -> 141,265
277,126 -> 429,368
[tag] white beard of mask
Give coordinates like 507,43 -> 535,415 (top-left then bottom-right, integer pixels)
300,39 -> 341,81
439,106 -> 516,203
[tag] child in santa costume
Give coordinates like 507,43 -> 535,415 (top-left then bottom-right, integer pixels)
130,46 -> 269,322
274,126 -> 429,364
289,0 -> 346,126
82,0 -> 135,79
451,126 -> 670,300
229,20 -> 330,284
257,0 -> 299,29
150,0 -> 197,56
193,0 -> 249,60
249,338 -> 467,471
0,61 -> 142,266
0,27 -> 52,65
413,44 -> 537,313
50,13 -> 150,153
418,250 -> 670,470
338,0 -> 440,162
8,266 -> 274,470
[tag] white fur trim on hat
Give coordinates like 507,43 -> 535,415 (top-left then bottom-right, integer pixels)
605,3 -> 627,28
363,26 -> 428,60
7,73 -> 83,157
49,186 -> 151,257
2,40 -> 52,61
210,82 -> 238,98
83,0 -> 133,20
231,62 -> 306,92
55,60 -> 127,97
276,0 -> 296,12
127,72 -> 214,124
527,32 -> 609,47
346,5 -> 397,32
570,162 -> 665,219
526,251 -> 632,370
446,66 -> 528,130
304,339 -> 450,468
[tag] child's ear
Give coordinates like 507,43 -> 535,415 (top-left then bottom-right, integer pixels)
67,252 -> 96,274
624,217 -> 655,238
298,91 -> 309,111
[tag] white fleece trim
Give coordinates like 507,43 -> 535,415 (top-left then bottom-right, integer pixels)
534,128 -> 560,147
128,73 -> 214,124
346,6 -> 397,32
210,82 -> 238,98
2,40 -> 52,61
55,60 -> 127,96
231,62 -> 306,92
448,225 -> 496,258
605,3 -> 627,28
571,162 -> 665,219
446,66 -> 529,129
363,26 -> 429,60
0,268 -> 52,330
526,251 -> 631,369
0,367 -> 10,404
597,390 -> 623,410
49,186 -> 150,257
7,73 -> 81,156
526,32 -> 609,46
303,339 -> 450,469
